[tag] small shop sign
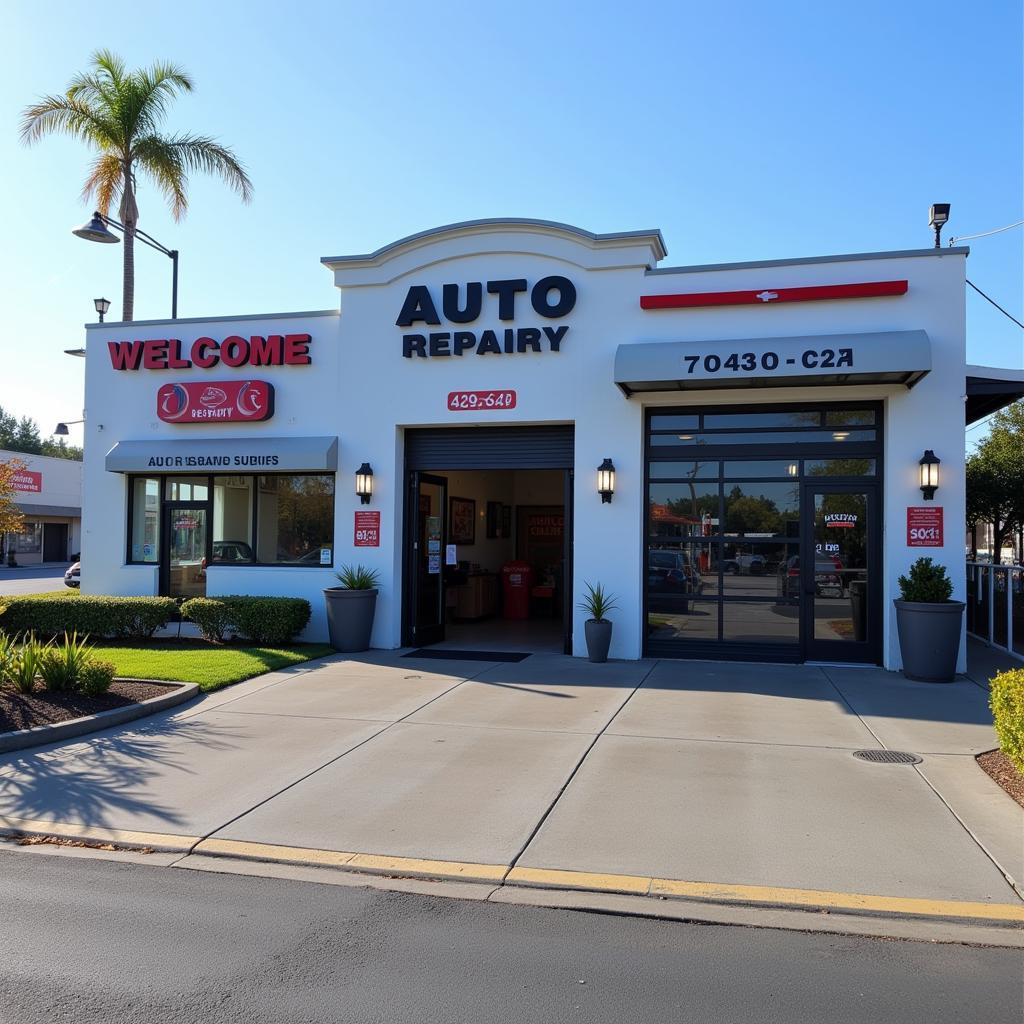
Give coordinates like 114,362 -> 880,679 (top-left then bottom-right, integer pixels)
354,510 -> 380,547
447,390 -> 516,411
157,380 -> 274,423
907,506 -> 943,547
11,469 -> 42,492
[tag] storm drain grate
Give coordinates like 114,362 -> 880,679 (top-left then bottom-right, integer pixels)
853,749 -> 922,765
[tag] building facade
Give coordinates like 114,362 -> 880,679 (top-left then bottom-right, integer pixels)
80,219 -> 1024,671
2,449 -> 82,565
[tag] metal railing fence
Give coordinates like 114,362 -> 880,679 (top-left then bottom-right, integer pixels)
966,561 -> 1024,661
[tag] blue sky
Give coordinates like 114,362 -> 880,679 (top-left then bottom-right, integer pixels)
3,0 -> 1021,448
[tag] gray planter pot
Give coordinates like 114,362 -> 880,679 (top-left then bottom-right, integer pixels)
323,588 -> 378,652
584,619 -> 612,663
894,599 -> 965,683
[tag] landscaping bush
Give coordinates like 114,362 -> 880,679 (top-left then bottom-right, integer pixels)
180,596 -> 311,645
897,557 -> 954,603
78,660 -> 117,697
37,632 -> 92,693
8,637 -> 46,695
991,668 -> 1024,774
0,595 -> 176,640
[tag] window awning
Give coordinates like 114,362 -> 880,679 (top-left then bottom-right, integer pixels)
614,330 -> 931,395
105,436 -> 339,474
965,366 -> 1024,424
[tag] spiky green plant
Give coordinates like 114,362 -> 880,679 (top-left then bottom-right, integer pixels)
579,582 -> 618,622
9,636 -> 47,695
335,565 -> 382,590
38,631 -> 93,692
20,50 -> 252,321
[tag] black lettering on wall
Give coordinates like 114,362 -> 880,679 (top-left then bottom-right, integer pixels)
403,334 -> 427,358
453,331 -> 476,355
428,332 -> 452,356
442,282 -> 482,323
396,286 -> 441,327
476,330 -> 501,355
486,279 -> 528,320
531,276 -> 577,318
543,325 -> 569,351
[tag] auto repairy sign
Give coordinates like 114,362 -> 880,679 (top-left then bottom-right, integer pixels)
907,506 -> 943,547
157,380 -> 274,423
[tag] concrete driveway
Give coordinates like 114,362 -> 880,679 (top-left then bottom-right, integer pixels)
0,564 -> 71,595
1,644 -> 1021,929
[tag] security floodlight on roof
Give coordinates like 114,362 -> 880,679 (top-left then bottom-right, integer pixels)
929,204 -> 951,247
72,211 -> 120,244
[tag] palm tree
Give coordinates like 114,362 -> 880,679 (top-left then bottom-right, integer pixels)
20,50 -> 252,322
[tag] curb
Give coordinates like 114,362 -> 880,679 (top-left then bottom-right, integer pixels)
188,838 -> 1024,931
0,680 -> 200,754
0,816 -> 200,853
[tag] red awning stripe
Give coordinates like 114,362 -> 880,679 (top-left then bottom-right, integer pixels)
640,280 -> 908,310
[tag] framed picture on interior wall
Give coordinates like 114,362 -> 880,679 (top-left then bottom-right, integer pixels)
501,504 -> 512,539
486,501 -> 503,539
449,497 -> 476,545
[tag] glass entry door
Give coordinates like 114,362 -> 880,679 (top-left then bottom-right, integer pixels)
162,503 -> 209,599
801,486 -> 879,663
407,473 -> 448,646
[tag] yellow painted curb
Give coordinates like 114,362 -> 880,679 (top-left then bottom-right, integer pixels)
195,838 -> 358,869
506,866 -> 651,895
650,877 -> 1024,923
0,816 -> 199,853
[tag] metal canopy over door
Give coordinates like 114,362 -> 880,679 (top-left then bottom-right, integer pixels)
406,473 -> 448,646
801,484 -> 881,663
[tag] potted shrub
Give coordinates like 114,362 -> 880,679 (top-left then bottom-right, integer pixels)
580,581 -> 617,663
894,557 -> 965,683
324,565 -> 380,652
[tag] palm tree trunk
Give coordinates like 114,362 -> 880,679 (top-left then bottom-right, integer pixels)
119,164 -> 138,322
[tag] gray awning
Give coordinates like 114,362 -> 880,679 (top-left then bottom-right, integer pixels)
965,365 -> 1024,424
105,436 -> 339,473
614,330 -> 931,395
15,504 -> 81,518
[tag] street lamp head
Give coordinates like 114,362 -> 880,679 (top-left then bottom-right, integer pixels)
54,422 -> 69,436
928,204 -> 951,228
94,297 -> 111,316
72,212 -> 120,244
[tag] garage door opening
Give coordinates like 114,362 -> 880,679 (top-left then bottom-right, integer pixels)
403,426 -> 574,655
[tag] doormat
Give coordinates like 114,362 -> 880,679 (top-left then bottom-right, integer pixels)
403,649 -> 531,663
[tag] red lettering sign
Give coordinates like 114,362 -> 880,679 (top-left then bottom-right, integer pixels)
109,335 -> 312,371
11,469 -> 42,492
156,380 -> 275,423
447,390 -> 517,411
354,511 -> 380,547
907,506 -> 943,547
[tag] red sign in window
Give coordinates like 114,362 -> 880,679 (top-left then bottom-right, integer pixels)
354,511 -> 380,547
447,390 -> 517,412
907,506 -> 943,547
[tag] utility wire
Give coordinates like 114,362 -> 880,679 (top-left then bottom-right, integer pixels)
950,219 -> 1024,245
966,279 -> 1024,330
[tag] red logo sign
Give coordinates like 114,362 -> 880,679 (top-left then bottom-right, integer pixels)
157,380 -> 274,423
447,390 -> 517,411
109,334 -> 311,371
354,511 -> 380,547
639,280 -> 908,311
11,470 -> 42,492
825,513 -> 858,529
907,506 -> 943,547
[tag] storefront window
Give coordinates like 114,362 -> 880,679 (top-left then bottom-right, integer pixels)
130,478 -> 160,562
166,477 -> 209,501
13,521 -> 42,553
256,474 -> 334,565
212,476 -> 254,562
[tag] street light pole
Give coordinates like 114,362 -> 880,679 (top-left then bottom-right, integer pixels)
73,211 -> 179,319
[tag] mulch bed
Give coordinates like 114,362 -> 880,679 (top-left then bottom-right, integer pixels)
976,749 -> 1024,809
0,680 -> 179,735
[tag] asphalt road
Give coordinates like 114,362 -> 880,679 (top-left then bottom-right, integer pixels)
0,564 -> 70,595
0,851 -> 1020,1024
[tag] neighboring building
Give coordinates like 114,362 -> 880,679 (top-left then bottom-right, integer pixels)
80,219 -> 1024,672
1,449 -> 82,564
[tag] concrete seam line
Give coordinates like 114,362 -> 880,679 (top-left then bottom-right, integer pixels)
185,660 -> 495,855
503,660 -> 660,869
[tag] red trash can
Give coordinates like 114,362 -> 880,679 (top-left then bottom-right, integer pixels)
501,561 -> 534,620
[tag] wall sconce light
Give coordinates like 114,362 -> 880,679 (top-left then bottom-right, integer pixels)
597,458 -> 615,503
355,463 -> 374,504
919,449 -> 940,500
787,463 -> 798,477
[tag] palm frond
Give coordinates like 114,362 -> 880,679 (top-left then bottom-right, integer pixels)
134,136 -> 188,219
155,133 -> 253,204
18,94 -> 116,147
81,152 -> 123,214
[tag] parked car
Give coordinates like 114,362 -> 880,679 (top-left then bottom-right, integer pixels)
64,561 -> 80,588
776,555 -> 843,599
211,540 -> 254,563
722,552 -> 767,575
648,550 -> 704,596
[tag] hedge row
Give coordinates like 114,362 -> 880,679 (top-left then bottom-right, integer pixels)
0,595 -> 176,640
991,669 -> 1024,774
180,596 -> 311,645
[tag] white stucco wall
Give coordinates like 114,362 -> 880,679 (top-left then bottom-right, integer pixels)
80,221 -> 968,670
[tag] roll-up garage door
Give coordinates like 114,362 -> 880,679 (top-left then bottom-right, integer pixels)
405,426 -> 575,470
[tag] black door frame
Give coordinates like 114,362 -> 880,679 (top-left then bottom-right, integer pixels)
42,522 -> 68,562
403,472 -> 448,647
159,500 -> 211,597
800,481 -> 882,664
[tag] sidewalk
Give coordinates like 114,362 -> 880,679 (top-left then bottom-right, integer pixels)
1,647 -> 1021,941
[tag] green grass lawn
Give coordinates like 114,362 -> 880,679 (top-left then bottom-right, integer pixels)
90,641 -> 335,691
